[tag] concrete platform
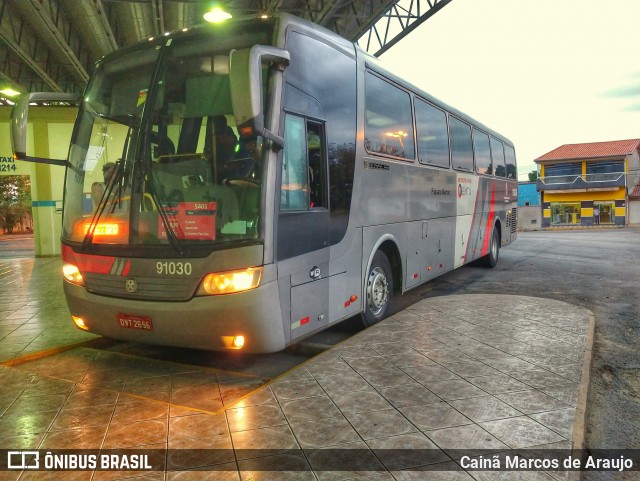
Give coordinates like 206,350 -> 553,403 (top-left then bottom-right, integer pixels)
0,257 -> 593,480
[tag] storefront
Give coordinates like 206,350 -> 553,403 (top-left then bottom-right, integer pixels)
547,200 -> 618,226
536,139 -> 640,229
542,190 -> 626,227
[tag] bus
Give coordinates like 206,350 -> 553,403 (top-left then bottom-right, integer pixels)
11,13 -> 517,353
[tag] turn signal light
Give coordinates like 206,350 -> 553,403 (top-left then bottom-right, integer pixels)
63,263 -> 84,286
197,267 -> 263,296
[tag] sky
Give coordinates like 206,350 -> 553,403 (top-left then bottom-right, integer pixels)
380,0 -> 640,180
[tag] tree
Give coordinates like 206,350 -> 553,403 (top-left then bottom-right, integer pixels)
528,170 -> 539,181
0,175 -> 32,233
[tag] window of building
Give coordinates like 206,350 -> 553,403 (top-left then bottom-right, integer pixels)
550,202 -> 581,225
450,116 -> 473,172
586,161 -> 624,174
544,163 -> 581,177
473,129 -> 492,175
415,98 -> 449,167
490,137 -> 506,177
364,72 -> 415,160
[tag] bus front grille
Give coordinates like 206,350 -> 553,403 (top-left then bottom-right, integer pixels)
83,273 -> 198,301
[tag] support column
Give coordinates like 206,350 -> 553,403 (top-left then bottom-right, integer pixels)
31,122 -> 61,257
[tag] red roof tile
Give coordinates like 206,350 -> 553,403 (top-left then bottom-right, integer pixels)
630,183 -> 640,199
535,139 -> 640,162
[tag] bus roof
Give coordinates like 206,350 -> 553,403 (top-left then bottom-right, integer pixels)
94,12 -> 514,149
274,12 -> 514,148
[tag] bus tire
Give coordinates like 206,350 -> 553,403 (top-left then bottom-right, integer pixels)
479,225 -> 500,268
362,251 -> 393,327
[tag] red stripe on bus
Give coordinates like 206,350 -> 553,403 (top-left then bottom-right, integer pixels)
62,244 -> 117,275
463,177 -> 482,261
481,186 -> 496,256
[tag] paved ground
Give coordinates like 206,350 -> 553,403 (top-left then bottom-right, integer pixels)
2,229 -> 638,479
0,243 -> 599,480
391,228 -> 640,481
0,257 -> 97,361
0,234 -> 35,259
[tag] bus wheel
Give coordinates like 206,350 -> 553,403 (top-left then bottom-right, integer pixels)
479,225 -> 500,268
362,251 -> 393,327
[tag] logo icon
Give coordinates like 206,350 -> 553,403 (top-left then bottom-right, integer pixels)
309,266 -> 321,280
8,451 -> 39,469
125,279 -> 138,293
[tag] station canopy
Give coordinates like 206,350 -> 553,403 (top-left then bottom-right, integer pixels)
0,0 -> 452,104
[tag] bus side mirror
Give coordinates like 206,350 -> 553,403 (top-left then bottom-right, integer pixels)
229,45 -> 290,149
11,92 -> 80,163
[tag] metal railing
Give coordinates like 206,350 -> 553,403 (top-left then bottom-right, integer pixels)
537,172 -> 625,190
539,172 -> 625,185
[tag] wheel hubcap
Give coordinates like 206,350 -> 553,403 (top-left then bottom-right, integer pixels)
367,267 -> 388,316
491,234 -> 498,260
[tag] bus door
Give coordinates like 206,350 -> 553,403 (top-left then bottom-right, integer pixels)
405,218 -> 454,289
422,219 -> 454,283
277,114 -> 330,341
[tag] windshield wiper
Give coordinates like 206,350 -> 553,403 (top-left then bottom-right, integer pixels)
142,163 -> 185,256
82,113 -> 134,249
97,112 -> 134,127
82,159 -> 125,249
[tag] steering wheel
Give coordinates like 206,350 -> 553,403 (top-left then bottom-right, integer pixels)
223,157 -> 259,187
224,178 -> 259,188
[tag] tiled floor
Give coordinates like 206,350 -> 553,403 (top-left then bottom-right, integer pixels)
0,258 -> 98,361
0,257 -> 592,480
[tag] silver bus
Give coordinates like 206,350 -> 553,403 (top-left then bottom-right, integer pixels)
11,13 -> 517,353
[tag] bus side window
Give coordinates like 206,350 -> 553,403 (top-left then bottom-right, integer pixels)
491,137 -> 506,178
450,116 -> 474,172
415,98 -> 449,167
504,145 -> 517,179
281,114 -> 327,211
364,71 -> 415,160
307,121 -> 327,209
473,129 -> 492,175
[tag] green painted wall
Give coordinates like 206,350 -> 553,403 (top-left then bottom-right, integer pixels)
1,106 -> 77,256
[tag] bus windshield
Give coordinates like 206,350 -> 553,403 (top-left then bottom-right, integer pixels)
62,23 -> 273,254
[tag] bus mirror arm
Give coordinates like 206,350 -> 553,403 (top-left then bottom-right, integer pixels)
262,128 -> 284,151
230,45 -> 290,150
11,92 -> 81,163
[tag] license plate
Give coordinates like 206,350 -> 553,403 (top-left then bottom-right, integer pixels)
117,313 -> 153,331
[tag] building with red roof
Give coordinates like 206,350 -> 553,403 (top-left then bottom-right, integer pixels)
534,139 -> 640,227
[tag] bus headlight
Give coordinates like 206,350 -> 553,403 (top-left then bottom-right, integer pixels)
63,263 -> 84,286
197,267 -> 262,296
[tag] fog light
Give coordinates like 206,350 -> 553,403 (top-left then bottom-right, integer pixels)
72,316 -> 88,331
221,335 -> 246,350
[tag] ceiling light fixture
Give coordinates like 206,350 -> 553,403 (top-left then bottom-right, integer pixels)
204,7 -> 232,23
0,88 -> 20,97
